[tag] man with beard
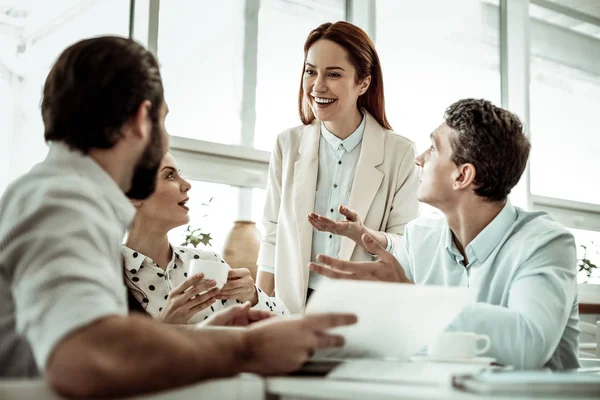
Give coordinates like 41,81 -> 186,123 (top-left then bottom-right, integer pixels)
0,36 -> 356,398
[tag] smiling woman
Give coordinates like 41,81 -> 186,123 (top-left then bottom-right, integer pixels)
123,152 -> 289,323
255,21 -> 420,314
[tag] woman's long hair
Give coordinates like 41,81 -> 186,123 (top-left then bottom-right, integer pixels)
298,21 -> 392,130
122,255 -> 151,316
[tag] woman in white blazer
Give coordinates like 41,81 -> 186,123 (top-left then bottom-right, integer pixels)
256,21 -> 419,314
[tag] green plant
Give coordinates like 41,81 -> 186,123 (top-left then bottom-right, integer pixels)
578,242 -> 598,282
180,225 -> 213,248
179,197 -> 213,248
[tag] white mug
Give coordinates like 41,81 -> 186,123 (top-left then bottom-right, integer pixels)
188,259 -> 229,290
428,332 -> 491,360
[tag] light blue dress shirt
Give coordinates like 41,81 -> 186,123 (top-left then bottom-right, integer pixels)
394,202 -> 580,370
308,116 -> 366,289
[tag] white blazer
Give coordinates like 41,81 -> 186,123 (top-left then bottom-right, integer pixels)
258,111 -> 419,313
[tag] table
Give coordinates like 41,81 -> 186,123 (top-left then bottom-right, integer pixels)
265,376 -> 599,400
579,284 -> 600,314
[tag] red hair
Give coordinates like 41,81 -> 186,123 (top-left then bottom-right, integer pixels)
298,21 -> 392,130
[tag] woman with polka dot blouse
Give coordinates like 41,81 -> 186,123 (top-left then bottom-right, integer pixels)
122,152 -> 288,324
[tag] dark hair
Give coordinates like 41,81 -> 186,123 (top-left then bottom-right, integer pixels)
298,21 -> 391,130
122,255 -> 151,316
444,99 -> 530,202
42,36 -> 164,154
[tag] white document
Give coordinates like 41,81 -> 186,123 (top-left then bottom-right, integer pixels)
328,360 -> 486,386
305,280 -> 474,360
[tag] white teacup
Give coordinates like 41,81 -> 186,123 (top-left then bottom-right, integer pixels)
188,259 -> 229,290
428,332 -> 491,360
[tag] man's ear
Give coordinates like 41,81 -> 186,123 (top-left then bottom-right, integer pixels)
453,163 -> 476,191
128,100 -> 153,142
358,76 -> 371,96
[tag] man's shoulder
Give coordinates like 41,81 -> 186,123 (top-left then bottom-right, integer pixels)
405,213 -> 448,243
511,208 -> 573,244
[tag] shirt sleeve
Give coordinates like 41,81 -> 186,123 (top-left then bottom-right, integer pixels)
446,230 -> 578,369
392,226 -> 414,282
253,286 -> 290,315
9,183 -> 128,371
257,265 -> 275,274
256,137 -> 284,271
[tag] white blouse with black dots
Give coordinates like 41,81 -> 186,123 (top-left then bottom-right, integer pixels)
122,245 -> 289,323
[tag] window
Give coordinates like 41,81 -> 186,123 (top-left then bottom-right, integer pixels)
157,0 -> 245,144
569,228 -> 600,284
253,0 -> 346,151
376,0 -> 501,156
529,4 -> 600,206
167,180 -> 266,253
0,0 -> 130,194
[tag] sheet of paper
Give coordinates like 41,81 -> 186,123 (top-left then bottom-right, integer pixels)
327,360 -> 486,386
305,280 -> 474,360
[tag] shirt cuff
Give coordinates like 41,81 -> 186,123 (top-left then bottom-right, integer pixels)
257,265 -> 275,274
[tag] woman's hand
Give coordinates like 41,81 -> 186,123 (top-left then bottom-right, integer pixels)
308,205 -> 366,244
216,268 -> 259,306
157,273 -> 219,324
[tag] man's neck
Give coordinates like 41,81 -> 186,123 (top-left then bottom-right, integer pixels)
443,197 -> 506,262
323,108 -> 363,140
88,146 -> 135,192
126,222 -> 172,270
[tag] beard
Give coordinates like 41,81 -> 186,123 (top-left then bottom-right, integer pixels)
126,124 -> 164,200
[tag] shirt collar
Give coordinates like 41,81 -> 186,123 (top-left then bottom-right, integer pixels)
468,201 -> 517,262
444,201 -> 517,264
122,245 -> 183,273
320,113 -> 366,154
46,142 -> 136,229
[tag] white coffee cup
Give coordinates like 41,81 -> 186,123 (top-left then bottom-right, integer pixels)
428,332 -> 491,360
188,259 -> 229,290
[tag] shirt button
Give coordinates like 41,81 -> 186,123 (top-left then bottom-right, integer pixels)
329,234 -> 333,239
330,208 -> 334,213
333,184 -> 338,188
338,161 -> 342,165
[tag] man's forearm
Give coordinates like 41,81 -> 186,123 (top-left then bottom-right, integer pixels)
47,314 -> 247,399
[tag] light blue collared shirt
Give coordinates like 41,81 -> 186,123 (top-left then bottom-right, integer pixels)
308,116 -> 366,289
395,201 -> 580,370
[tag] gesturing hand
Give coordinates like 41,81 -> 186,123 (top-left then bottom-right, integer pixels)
307,205 -> 365,244
216,268 -> 258,306
309,233 -> 413,283
158,273 -> 219,324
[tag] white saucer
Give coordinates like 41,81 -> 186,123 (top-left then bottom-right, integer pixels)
409,355 -> 496,365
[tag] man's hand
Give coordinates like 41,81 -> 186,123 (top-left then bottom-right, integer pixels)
309,233 -> 413,283
200,302 -> 273,327
216,268 -> 258,306
240,313 -> 358,375
308,205 -> 366,244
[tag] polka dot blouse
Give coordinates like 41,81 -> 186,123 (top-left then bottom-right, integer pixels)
122,245 -> 289,323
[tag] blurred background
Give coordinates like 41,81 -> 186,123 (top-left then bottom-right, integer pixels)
1,0 -> 599,283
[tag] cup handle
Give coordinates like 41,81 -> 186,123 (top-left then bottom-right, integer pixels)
475,334 -> 491,355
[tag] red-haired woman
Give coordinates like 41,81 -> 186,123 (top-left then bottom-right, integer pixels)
256,21 -> 419,313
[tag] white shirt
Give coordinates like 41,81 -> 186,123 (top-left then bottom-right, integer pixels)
0,143 -> 133,377
395,202 -> 580,370
122,245 -> 289,322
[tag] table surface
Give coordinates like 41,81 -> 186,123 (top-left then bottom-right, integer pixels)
265,376 -> 600,400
